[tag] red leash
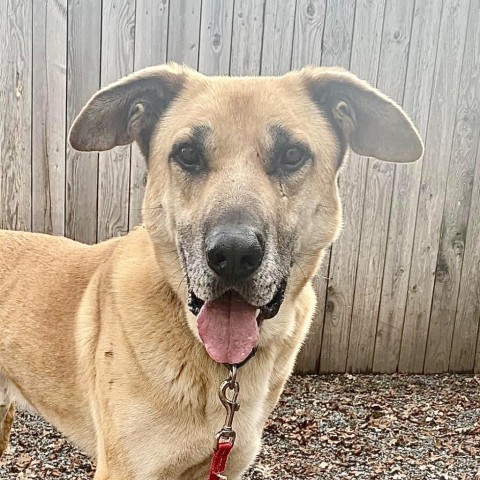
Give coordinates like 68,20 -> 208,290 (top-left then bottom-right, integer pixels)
208,366 -> 240,480
208,440 -> 234,480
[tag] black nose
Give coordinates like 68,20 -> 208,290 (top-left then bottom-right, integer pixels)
206,225 -> 265,281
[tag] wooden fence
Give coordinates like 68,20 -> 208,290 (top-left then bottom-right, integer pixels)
1,0 -> 479,374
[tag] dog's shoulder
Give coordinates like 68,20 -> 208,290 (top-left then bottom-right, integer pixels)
0,229 -> 122,279
0,229 -> 84,251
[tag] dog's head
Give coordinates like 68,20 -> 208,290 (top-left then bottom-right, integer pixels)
70,63 -> 423,365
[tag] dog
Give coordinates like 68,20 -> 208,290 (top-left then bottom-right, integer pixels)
0,63 -> 423,479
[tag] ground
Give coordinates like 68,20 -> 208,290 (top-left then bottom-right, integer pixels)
0,374 -> 479,479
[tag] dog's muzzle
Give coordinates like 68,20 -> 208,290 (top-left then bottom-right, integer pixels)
182,218 -> 288,366
187,281 -> 287,366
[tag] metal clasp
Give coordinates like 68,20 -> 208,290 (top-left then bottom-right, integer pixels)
214,366 -> 240,450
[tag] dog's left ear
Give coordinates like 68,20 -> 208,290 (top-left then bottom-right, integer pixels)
302,67 -> 424,163
69,63 -> 188,157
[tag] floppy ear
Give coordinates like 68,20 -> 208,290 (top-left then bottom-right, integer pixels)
302,67 -> 424,163
69,63 -> 188,157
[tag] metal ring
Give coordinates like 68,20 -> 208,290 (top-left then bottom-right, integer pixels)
214,429 -> 237,449
228,365 -> 237,387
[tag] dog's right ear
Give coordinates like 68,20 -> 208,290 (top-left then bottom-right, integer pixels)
301,66 -> 424,163
69,63 -> 188,158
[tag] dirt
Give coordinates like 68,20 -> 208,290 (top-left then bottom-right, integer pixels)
1,374 -> 479,479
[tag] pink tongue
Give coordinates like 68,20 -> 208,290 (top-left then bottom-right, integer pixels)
197,293 -> 259,364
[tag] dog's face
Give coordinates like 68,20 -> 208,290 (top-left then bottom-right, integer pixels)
70,64 -> 423,365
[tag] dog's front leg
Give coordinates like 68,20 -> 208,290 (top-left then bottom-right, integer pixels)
0,402 -> 14,457
93,446 -> 132,480
93,442 -> 115,480
90,403 -> 134,480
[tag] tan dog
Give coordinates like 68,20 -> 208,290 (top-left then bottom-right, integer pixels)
0,64 -> 423,479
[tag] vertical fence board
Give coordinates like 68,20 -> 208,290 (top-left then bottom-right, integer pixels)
473,144 -> 480,373
425,0 -> 480,373
372,0 -> 443,373
198,0 -> 234,75
316,0 -> 356,374
452,135 -> 480,372
229,0 -> 266,75
32,0 -> 67,236
290,0 -> 326,69
321,0 -> 385,373
97,0 -> 136,242
347,0 -> 415,373
167,0 -> 202,67
65,0 -> 101,244
319,0 -> 355,68
134,0 -> 169,71
261,0 -> 297,75
399,0 -> 470,373
129,0 -> 170,230
449,0 -> 480,372
291,0 -> 327,374
342,0 -> 387,373
0,0 -> 32,231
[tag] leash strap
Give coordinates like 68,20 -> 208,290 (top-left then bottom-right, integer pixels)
208,366 -> 240,480
208,440 -> 233,480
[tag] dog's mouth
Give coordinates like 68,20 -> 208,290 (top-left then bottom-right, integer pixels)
187,281 -> 287,365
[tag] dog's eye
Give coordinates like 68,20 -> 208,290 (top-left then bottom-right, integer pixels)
281,146 -> 307,172
174,145 -> 204,173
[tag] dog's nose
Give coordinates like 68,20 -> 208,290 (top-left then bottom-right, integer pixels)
206,226 -> 265,281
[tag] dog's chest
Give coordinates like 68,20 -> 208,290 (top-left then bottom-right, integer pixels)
178,411 -> 262,480
124,388 -> 265,480
184,405 -> 263,479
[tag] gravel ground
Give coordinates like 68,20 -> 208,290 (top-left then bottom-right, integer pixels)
1,374 -> 479,479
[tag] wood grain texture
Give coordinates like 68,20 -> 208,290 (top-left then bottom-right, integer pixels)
315,0 -> 355,374
0,0 -> 32,231
453,133 -> 480,373
290,0 -> 326,69
134,0 -> 169,70
229,0 -> 266,75
424,0 -> 479,373
167,0 -> 202,67
198,0 -> 234,75
316,0 -> 356,373
260,0 -> 297,75
321,0 -> 386,373
472,144 -> 480,373
372,0 -> 443,373
32,0 -> 67,236
320,0 -> 355,68
129,0 -> 170,230
347,0 -> 415,373
65,0 -> 101,244
399,0 -> 470,373
439,0 -> 480,373
290,0 -> 327,373
97,0 -> 136,242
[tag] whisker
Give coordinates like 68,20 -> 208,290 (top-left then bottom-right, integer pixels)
158,249 -> 182,256
317,274 -> 332,281
175,272 -> 188,297
292,258 -> 308,282
295,252 -> 320,258
169,264 -> 186,279
295,255 -> 332,282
